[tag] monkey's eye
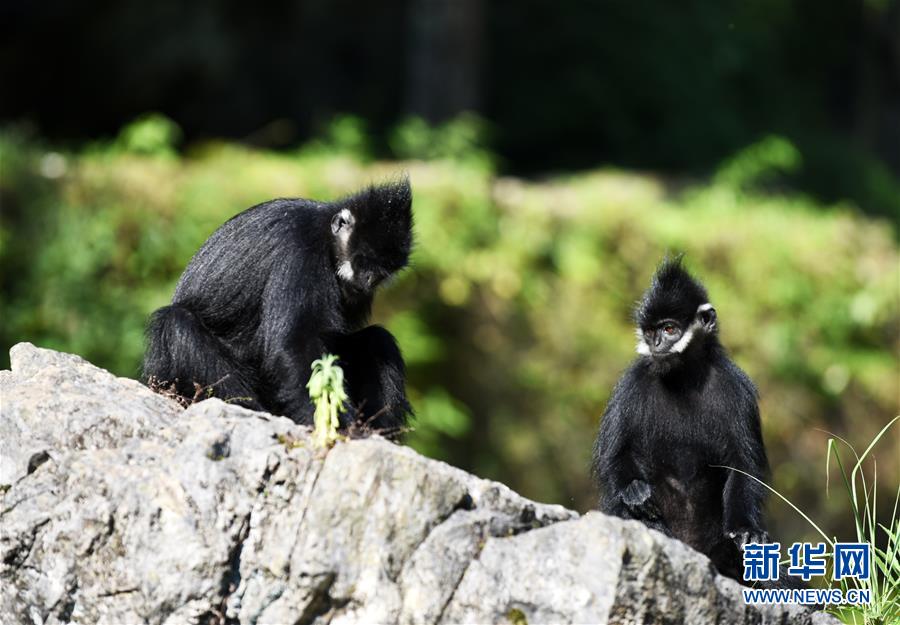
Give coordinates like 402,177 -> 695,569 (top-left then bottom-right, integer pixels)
663,324 -> 676,335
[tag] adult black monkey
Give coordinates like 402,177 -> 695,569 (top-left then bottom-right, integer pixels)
592,257 -> 769,582
142,179 -> 413,432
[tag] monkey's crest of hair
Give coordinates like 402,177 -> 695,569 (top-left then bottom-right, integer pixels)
635,256 -> 710,328
335,177 -> 414,276
340,177 -> 412,231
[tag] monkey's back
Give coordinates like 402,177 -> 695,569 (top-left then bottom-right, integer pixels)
172,198 -> 329,338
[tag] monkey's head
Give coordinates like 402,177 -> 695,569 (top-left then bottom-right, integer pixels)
330,178 -> 413,296
634,257 -> 718,373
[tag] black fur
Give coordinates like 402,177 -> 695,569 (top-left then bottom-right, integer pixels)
592,257 -> 770,583
142,179 -> 414,431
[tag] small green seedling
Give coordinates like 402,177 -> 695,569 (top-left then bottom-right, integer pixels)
307,354 -> 348,448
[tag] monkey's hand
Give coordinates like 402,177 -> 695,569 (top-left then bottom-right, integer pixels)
621,480 -> 663,521
727,527 -> 769,550
622,479 -> 652,507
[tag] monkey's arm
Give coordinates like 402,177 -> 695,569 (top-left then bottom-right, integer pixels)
593,387 -> 669,533
722,392 -> 770,547
330,325 -> 412,434
263,336 -> 326,423
257,257 -> 333,424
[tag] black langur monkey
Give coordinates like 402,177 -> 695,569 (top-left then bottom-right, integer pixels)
592,257 -> 769,582
142,179 -> 413,432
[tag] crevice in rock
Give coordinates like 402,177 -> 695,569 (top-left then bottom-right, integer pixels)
97,587 -> 140,598
49,578 -> 78,622
433,535 -> 486,625
26,451 -> 51,475
427,508 -> 554,623
293,572 -> 350,625
233,452 -> 328,623
255,456 -> 278,496
2,518 -> 49,570
80,513 -> 115,558
607,541 -> 643,624
197,512 -> 252,625
397,494 -> 574,623
608,536 -> 692,625
453,493 -> 475,512
280,455 -> 328,581
295,455 -> 327,533
0,496 -> 24,517
198,454 -> 280,625
388,489 -> 476,586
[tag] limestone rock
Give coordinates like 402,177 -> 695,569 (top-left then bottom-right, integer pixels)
0,344 -> 839,624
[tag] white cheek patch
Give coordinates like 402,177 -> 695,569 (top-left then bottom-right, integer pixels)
635,328 -> 651,355
337,260 -> 354,281
669,326 -> 697,353
336,209 -> 353,248
669,303 -> 712,353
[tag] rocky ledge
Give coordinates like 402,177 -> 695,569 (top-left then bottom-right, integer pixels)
0,343 -> 837,624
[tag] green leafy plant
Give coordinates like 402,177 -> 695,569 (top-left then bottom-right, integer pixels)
307,354 -> 348,448
825,416 -> 900,625
723,417 -> 899,625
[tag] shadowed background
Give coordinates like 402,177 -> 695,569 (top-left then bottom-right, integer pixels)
1,0 -> 898,555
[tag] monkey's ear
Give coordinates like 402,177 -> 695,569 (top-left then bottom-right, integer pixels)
331,209 -> 355,236
698,305 -> 717,332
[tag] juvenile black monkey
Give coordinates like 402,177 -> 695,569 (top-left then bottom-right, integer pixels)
592,258 -> 769,582
142,179 -> 413,432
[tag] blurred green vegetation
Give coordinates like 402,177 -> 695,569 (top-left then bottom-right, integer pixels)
1,115 -> 897,548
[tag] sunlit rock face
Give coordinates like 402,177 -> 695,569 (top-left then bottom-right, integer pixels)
0,343 -> 837,625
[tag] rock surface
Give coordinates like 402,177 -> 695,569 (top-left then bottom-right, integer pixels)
1,343 -> 839,625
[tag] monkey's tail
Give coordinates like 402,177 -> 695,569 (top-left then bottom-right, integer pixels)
141,304 -> 262,410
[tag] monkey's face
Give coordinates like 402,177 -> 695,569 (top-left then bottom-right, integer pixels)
636,303 -> 717,370
638,319 -> 688,357
331,204 -> 412,295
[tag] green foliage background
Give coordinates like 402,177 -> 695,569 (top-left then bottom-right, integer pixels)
1,116 -> 897,546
